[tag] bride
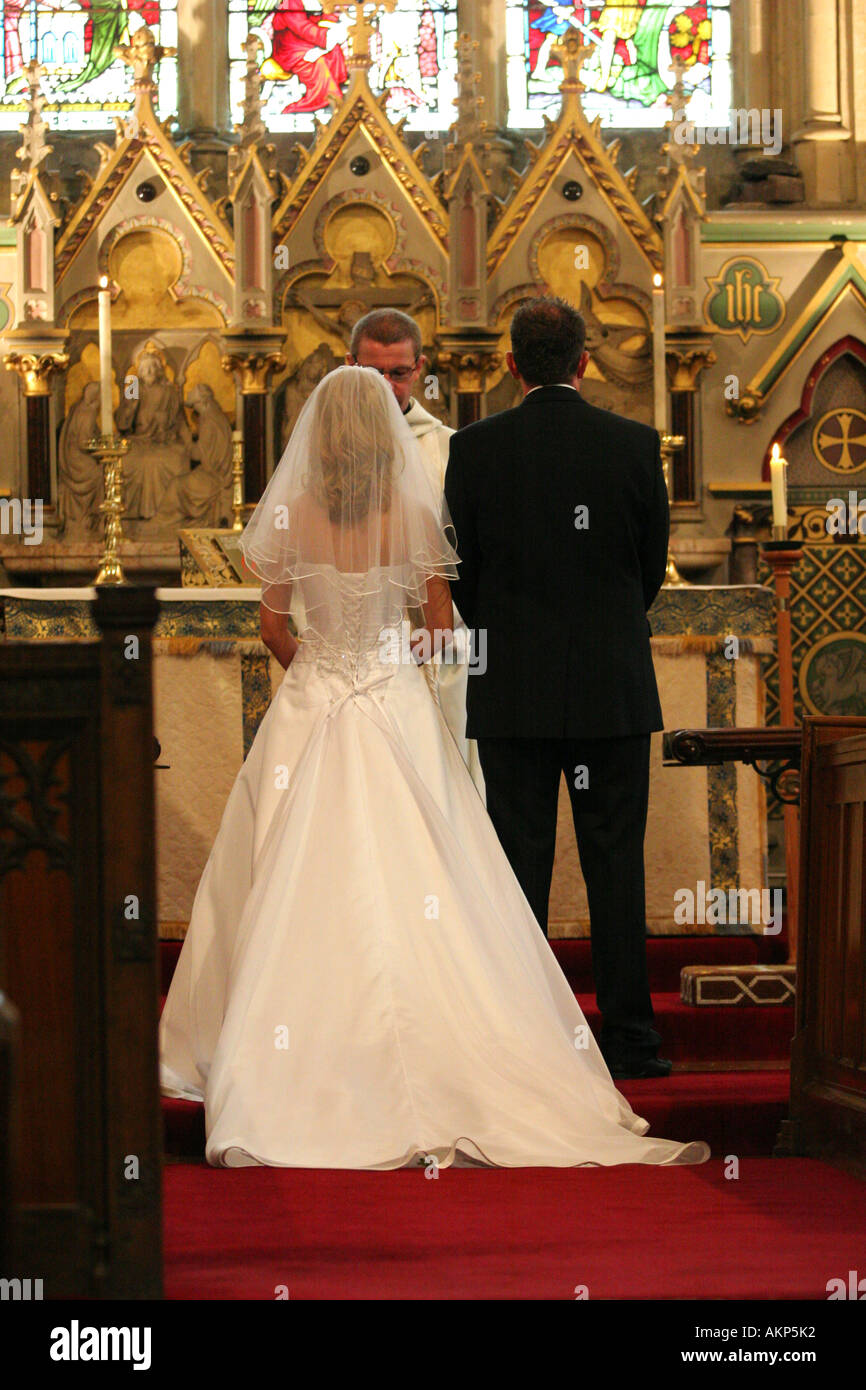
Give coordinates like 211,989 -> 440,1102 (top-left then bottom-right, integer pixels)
160,365 -> 709,1170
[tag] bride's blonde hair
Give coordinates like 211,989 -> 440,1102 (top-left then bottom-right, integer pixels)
310,368 -> 396,522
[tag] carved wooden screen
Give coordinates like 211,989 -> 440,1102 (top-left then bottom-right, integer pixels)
0,587 -> 162,1297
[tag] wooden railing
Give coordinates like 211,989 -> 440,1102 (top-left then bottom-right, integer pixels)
664,717 -> 866,1171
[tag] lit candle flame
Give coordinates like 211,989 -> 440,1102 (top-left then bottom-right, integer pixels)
769,442 -> 788,533
653,272 -> 663,289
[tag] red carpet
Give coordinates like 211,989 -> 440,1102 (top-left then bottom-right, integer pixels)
163,1158 -> 866,1300
160,931 -> 849,1300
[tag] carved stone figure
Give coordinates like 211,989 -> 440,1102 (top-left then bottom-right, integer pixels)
150,384 -> 234,528
118,352 -> 184,442
117,352 -> 189,518
57,380 -> 102,533
286,255 -> 434,351
279,343 -> 338,451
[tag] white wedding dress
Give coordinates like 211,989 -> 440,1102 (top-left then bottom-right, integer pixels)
160,568 -> 710,1171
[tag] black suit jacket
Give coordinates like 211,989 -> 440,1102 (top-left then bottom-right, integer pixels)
444,385 -> 669,740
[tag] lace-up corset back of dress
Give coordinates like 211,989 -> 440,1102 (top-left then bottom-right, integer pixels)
294,567 -> 403,681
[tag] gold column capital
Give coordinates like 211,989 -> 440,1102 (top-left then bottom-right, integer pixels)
437,347 -> 502,393
4,349 -> 69,395
665,343 -> 716,393
221,350 -> 286,394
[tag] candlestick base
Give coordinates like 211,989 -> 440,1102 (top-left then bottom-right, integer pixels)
86,435 -> 130,586
663,552 -> 688,587
763,538 -> 803,552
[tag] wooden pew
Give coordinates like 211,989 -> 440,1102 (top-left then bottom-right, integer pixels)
664,717 -> 866,1171
0,586 -> 162,1298
785,716 -> 866,1173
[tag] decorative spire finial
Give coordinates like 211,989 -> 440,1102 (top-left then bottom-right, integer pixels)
663,52 -> 699,166
552,30 -> 593,96
115,24 -> 176,121
13,61 -> 53,193
450,32 -> 485,147
235,33 -> 267,150
329,0 -> 397,71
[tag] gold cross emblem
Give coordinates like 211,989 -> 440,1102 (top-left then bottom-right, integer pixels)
814,407 -> 866,474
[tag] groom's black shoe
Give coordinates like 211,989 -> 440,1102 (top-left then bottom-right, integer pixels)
609,1056 -> 673,1080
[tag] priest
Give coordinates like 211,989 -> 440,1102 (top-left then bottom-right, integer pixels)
347,308 -> 485,801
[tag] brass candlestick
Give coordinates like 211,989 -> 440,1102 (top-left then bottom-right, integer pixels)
87,434 -> 129,585
231,430 -> 245,533
660,433 -> 687,587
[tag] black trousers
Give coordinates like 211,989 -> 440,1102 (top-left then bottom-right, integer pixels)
476,734 -> 661,1068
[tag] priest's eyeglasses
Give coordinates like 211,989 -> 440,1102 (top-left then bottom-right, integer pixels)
369,362 -> 418,382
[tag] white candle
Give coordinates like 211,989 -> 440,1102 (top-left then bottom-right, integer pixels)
652,272 -> 667,433
98,275 -> 113,438
769,443 -> 788,532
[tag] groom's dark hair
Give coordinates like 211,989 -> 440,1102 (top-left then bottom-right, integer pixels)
510,296 -> 586,387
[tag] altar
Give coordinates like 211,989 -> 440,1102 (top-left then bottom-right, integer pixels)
1,582 -> 775,940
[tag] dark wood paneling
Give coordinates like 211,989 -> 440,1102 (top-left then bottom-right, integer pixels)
0,590 -> 163,1297
787,719 -> 866,1173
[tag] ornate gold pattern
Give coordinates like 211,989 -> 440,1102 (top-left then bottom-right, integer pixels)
88,435 -> 130,585
648,585 -> 776,637
179,530 -> 254,587
1,594 -> 265,641
241,652 -> 273,756
706,651 -> 740,892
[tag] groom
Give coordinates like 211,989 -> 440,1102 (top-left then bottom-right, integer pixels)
444,295 -> 671,1080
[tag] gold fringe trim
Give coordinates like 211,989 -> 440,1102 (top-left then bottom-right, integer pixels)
153,636 -> 272,658
651,636 -> 775,656
159,921 -> 189,940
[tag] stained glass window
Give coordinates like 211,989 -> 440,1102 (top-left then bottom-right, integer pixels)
506,2 -> 732,129
229,0 -> 458,133
0,1 -> 178,131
